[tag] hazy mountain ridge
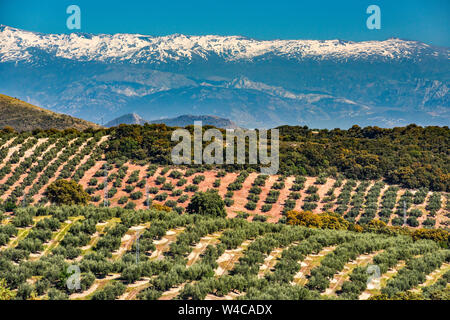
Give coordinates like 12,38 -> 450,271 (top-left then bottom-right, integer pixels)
105,113 -> 148,127
105,113 -> 239,129
0,25 -> 448,128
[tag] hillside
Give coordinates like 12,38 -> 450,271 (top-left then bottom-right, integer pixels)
106,124 -> 450,192
0,94 -> 101,131
0,129 -> 448,229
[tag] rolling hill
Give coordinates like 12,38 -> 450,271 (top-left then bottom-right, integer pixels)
0,128 -> 447,228
0,94 -> 101,131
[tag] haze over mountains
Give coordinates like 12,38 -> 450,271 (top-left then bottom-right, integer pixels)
0,25 -> 448,128
105,113 -> 239,129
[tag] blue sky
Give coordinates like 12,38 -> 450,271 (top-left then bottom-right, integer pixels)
1,0 -> 449,46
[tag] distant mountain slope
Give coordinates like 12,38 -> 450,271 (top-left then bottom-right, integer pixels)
105,113 -> 239,129
0,94 -> 101,131
148,115 -> 239,129
105,113 -> 147,127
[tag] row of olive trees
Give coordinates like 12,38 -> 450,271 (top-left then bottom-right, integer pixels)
306,233 -> 399,292
338,238 -> 440,299
358,181 -> 385,225
381,249 -> 450,297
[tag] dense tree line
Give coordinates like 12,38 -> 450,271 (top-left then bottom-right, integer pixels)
102,124 -> 449,191
286,210 -> 449,247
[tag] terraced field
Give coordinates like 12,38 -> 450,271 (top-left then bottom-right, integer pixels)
0,206 -> 448,300
0,132 -> 448,229
0,130 -> 449,300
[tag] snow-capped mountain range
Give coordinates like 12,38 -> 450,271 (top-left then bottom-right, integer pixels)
0,25 -> 448,128
0,25 -> 447,64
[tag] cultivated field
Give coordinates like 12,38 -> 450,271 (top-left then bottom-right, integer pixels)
0,131 -> 449,300
0,132 -> 448,229
0,206 -> 449,300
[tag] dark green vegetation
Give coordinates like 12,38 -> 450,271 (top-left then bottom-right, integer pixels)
105,124 -> 449,192
0,206 -> 448,300
186,189 -> 226,217
286,211 -> 449,248
46,180 -> 90,206
0,94 -> 101,132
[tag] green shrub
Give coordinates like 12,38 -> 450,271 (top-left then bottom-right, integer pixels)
187,189 -> 226,217
130,191 -> 143,200
118,196 -> 128,205
46,180 -> 90,206
245,201 -> 257,211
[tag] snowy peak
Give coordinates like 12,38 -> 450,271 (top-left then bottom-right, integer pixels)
0,25 -> 447,64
